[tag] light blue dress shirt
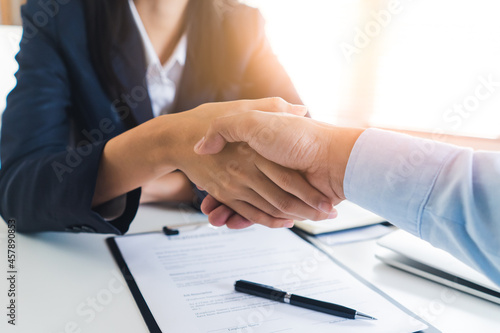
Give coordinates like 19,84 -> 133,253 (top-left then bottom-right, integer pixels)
344,128 -> 500,285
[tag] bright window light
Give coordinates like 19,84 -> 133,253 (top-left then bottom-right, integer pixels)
246,0 -> 360,124
249,0 -> 500,140
372,0 -> 500,139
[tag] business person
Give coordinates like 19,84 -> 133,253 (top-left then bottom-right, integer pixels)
195,111 -> 500,285
0,0 -> 335,234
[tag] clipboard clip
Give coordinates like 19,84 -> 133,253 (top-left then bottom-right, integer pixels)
162,226 -> 179,236
162,221 -> 211,236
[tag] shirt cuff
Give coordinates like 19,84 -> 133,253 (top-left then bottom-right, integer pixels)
343,128 -> 456,237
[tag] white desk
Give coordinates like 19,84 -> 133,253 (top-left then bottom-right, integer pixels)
0,205 -> 499,333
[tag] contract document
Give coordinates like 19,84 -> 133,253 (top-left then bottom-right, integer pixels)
109,225 -> 434,333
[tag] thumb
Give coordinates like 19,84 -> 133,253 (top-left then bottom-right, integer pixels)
194,113 -> 257,155
194,134 -> 227,155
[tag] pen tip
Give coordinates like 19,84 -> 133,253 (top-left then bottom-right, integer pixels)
355,312 -> 378,320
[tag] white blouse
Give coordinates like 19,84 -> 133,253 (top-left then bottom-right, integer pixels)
128,0 -> 187,117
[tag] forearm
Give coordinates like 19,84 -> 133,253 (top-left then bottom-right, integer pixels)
92,116 -> 180,207
343,129 -> 458,236
324,126 -> 364,201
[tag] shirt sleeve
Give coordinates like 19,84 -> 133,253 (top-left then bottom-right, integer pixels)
344,128 -> 500,285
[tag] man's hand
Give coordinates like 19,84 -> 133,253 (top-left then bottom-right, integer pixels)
194,111 -> 364,228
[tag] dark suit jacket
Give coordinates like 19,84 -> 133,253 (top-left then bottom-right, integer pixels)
0,0 -> 300,234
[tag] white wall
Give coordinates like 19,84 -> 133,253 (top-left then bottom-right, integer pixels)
0,25 -> 21,125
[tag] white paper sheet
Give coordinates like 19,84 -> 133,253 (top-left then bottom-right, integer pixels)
115,225 -> 427,333
317,224 -> 393,246
294,200 -> 385,234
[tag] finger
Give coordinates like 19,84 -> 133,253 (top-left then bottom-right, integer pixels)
200,195 -> 222,215
255,160 -> 336,217
195,111 -> 272,155
246,165 -> 334,221
224,213 -> 255,229
241,187 -> 307,221
194,113 -> 255,155
229,200 -> 294,228
207,204 -> 235,227
231,97 -> 308,116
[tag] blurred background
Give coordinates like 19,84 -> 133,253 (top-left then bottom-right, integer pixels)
2,0 -> 500,149
0,0 -> 22,25
247,0 -> 500,150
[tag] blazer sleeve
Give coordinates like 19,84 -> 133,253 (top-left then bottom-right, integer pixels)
0,3 -> 140,234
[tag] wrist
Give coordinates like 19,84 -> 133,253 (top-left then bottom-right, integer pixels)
326,127 -> 365,200
92,116 -> 183,206
149,112 -> 203,174
146,115 -> 184,175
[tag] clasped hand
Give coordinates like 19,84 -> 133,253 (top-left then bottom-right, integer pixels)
172,98 -> 337,229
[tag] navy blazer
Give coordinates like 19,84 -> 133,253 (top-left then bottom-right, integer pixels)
0,0 -> 300,234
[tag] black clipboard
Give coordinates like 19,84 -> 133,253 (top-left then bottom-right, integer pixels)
107,236 -> 162,333
106,226 -> 440,333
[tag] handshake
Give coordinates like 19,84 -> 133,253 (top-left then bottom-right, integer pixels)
188,98 -> 364,230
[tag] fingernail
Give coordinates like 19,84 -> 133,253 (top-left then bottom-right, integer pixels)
284,220 -> 295,228
327,210 -> 338,219
293,104 -> 309,115
194,136 -> 205,153
319,201 -> 334,214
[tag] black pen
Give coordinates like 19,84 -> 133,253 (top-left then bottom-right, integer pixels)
235,280 -> 377,320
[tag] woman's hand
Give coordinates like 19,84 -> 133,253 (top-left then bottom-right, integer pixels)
93,98 -> 307,206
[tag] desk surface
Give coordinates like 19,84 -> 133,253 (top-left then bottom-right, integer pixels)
0,205 -> 499,333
